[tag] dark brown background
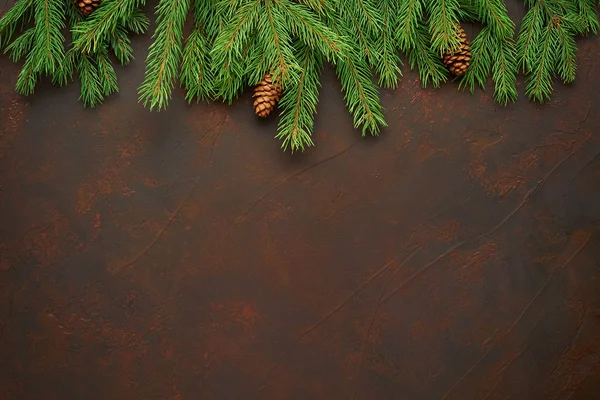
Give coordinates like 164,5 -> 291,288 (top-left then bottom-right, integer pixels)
1,1 -> 600,399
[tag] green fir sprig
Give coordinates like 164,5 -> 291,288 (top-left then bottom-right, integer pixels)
458,0 -> 518,105
2,0 -> 600,153
516,0 -> 592,103
0,0 -> 148,106
138,0 -> 191,110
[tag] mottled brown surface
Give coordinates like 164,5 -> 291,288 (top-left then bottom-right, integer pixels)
1,2 -> 600,399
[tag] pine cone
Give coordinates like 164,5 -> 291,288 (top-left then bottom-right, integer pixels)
252,74 -> 281,118
74,0 -> 101,16
442,27 -> 471,77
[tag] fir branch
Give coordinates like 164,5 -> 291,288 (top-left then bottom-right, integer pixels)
125,8 -> 150,34
476,0 -> 516,38
257,0 -> 299,85
276,42 -> 322,152
397,0 -> 425,51
110,25 -> 134,65
97,47 -> 119,96
375,0 -> 402,89
490,35 -> 518,104
0,0 -> 34,49
77,51 -> 104,107
15,53 -> 38,95
180,0 -> 218,102
516,2 -> 544,71
517,0 -> 590,102
559,1 -> 591,36
52,47 -> 75,86
406,23 -> 448,88
337,0 -> 382,64
426,0 -> 462,54
297,0 -> 329,14
458,0 -> 517,104
181,28 -> 214,102
457,0 -> 479,22
325,0 -> 386,134
278,0 -> 346,62
72,0 -> 145,53
574,0 -> 599,34
31,0 -> 65,75
5,26 -> 34,61
138,0 -> 191,110
335,52 -> 386,135
459,26 -> 492,93
65,0 -> 84,26
211,0 -> 261,101
552,20 -> 577,84
53,10 -> 79,87
525,23 -> 555,103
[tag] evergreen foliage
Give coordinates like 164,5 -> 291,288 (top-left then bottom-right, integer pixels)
0,0 -> 148,106
516,0 -> 593,103
1,0 -> 599,152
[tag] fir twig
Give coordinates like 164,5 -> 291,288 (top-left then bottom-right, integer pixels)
375,0 -> 402,89
276,42 -> 322,152
180,0 -> 220,102
97,46 -> 119,96
138,0 -> 191,110
110,26 -> 134,65
72,0 -> 145,53
335,52 -> 387,135
77,51 -> 104,107
0,0 -> 34,49
31,0 -> 65,75
459,0 -> 517,105
525,23 -> 555,103
517,0 -> 593,103
211,0 -> 262,102
5,27 -> 34,61
406,23 -> 449,88
427,0 -> 462,54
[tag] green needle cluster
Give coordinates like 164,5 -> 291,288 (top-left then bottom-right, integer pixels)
1,0 -> 599,152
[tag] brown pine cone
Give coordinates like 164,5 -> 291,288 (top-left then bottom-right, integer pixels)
442,27 -> 472,77
252,74 -> 281,118
74,0 -> 101,16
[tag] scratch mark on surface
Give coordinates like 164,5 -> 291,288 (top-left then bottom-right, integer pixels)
208,115 -> 227,164
13,186 -> 101,244
483,149 -> 578,238
115,118 -> 228,273
440,234 -> 591,400
382,239 -> 469,303
481,343 -> 532,400
0,295 -> 13,344
545,309 -> 591,382
228,139 -> 360,233
383,147 -> 582,305
296,252 -> 397,341
255,244 -> 423,395
350,245 -> 424,400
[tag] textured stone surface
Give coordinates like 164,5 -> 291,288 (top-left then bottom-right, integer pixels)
1,2 -> 599,399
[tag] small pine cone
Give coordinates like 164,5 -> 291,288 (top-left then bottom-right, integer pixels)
442,27 -> 472,77
252,74 -> 281,118
74,0 -> 101,16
